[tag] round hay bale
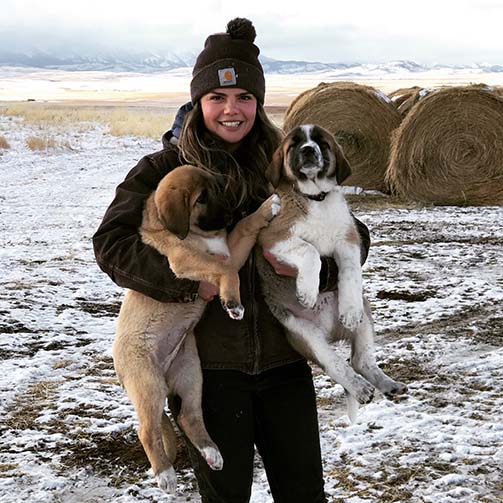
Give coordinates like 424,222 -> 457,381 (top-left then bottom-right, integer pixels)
386,85 -> 503,206
388,86 -> 423,108
493,85 -> 503,97
388,86 -> 431,118
283,81 -> 401,192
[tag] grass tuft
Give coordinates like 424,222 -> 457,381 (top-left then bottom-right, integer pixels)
26,135 -> 57,151
0,135 -> 10,149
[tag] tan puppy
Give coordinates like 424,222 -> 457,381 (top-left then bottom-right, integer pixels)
257,125 -> 407,421
113,165 -> 280,493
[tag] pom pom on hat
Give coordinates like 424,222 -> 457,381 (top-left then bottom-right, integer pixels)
226,18 -> 256,42
190,18 -> 265,104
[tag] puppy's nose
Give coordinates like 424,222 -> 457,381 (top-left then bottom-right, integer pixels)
300,145 -> 316,156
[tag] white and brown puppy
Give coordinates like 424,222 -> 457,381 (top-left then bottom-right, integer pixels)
113,165 -> 280,493
257,125 -> 407,420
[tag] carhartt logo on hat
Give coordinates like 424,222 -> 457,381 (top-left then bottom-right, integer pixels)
218,67 -> 237,86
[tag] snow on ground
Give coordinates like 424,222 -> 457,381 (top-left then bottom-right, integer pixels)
0,116 -> 502,503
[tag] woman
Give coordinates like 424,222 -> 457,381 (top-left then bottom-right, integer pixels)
93,18 -> 369,503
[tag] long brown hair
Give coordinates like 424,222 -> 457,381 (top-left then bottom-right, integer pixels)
178,101 -> 283,215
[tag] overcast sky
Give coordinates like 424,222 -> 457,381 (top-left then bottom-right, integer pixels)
2,0 -> 502,65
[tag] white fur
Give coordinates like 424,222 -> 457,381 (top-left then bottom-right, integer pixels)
203,235 -> 230,257
296,176 -> 336,196
270,190 -> 363,321
200,446 -> 224,470
299,124 -> 323,172
156,467 -> 177,493
270,194 -> 281,216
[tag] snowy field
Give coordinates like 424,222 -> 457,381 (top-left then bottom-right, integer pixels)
0,115 -> 502,503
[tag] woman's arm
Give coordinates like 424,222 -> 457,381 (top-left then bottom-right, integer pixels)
319,216 -> 370,292
92,148 -> 199,303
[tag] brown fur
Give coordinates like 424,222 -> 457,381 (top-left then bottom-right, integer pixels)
113,165 -> 279,492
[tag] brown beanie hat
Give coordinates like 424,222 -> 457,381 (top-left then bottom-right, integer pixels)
190,18 -> 265,104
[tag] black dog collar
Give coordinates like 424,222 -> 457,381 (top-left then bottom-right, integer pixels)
293,185 -> 330,202
306,191 -> 329,201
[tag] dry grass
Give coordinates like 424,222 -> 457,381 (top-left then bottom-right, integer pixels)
1,102 -> 176,139
0,135 -> 10,149
3,380 -> 60,431
26,135 -> 57,151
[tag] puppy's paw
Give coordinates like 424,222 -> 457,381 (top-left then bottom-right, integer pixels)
349,375 -> 375,406
222,300 -> 244,320
200,446 -> 224,471
296,288 -> 318,309
383,380 -> 408,400
345,393 -> 360,423
156,466 -> 177,493
261,194 -> 281,223
270,194 -> 281,218
339,306 -> 364,331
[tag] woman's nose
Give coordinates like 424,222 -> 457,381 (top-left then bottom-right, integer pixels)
224,99 -> 238,114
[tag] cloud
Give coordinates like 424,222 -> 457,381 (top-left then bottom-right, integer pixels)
1,0 -> 502,64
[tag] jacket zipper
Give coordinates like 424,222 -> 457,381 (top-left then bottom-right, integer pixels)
248,251 -> 260,374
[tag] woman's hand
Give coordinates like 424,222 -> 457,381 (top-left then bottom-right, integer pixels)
198,281 -> 219,301
262,249 -> 298,277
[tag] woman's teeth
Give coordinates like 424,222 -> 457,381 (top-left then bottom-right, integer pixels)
221,121 -> 241,127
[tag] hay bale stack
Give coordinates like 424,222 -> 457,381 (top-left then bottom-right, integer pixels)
283,81 -> 401,192
387,85 -> 503,206
388,86 -> 428,118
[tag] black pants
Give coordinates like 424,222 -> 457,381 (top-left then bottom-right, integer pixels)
172,360 -> 326,503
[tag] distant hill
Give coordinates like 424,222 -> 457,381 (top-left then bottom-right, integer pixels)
0,49 -> 502,75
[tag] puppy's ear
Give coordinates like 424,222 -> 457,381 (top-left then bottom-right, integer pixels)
265,146 -> 284,188
155,187 -> 191,240
333,140 -> 352,185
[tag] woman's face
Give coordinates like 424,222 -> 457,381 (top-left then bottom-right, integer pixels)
200,88 -> 257,145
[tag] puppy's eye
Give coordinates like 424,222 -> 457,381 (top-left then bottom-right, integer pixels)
196,190 -> 208,204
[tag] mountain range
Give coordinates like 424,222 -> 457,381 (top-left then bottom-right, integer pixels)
1,50 -> 502,75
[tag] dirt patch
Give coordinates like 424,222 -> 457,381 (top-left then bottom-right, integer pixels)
75,298 -> 122,317
0,319 -> 40,335
59,428 -> 150,487
59,427 -> 192,487
376,289 -> 437,302
3,376 -> 193,488
3,381 -> 61,431
380,304 -> 503,347
379,357 -> 433,383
